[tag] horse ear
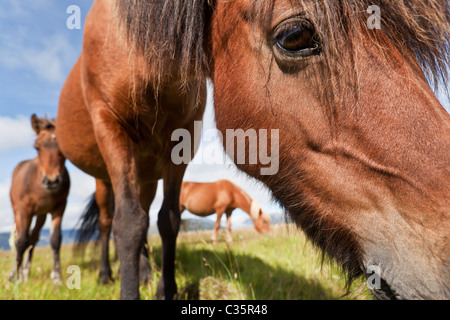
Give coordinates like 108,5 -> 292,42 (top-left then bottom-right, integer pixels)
31,114 -> 41,134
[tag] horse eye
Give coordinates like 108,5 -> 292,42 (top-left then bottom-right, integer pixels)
274,22 -> 321,57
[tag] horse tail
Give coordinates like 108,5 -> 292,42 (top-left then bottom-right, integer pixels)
75,194 -> 100,246
9,224 -> 17,252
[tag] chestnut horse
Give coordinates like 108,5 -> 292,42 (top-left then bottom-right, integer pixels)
9,115 -> 70,283
57,0 -> 449,300
180,180 -> 272,243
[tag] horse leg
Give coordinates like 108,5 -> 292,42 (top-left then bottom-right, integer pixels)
95,179 -> 114,284
50,204 -> 65,285
11,211 -> 32,282
225,209 -> 233,243
138,182 -> 157,284
89,106 -> 148,300
156,164 -> 187,300
22,214 -> 47,281
212,209 -> 225,244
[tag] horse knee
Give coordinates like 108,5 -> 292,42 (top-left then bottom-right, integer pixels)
50,232 -> 61,251
15,234 -> 30,255
113,205 -> 148,252
98,216 -> 113,234
157,207 -> 181,239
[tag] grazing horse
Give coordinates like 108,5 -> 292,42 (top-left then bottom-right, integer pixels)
9,115 -> 70,283
180,180 -> 272,243
56,0 -> 449,300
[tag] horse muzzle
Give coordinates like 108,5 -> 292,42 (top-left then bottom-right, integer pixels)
42,174 -> 62,190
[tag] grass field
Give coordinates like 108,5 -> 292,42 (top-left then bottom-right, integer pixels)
0,224 -> 372,300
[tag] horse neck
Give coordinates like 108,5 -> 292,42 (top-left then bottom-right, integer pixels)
232,186 -> 256,220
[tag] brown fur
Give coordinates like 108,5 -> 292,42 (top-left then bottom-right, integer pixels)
180,180 -> 272,243
56,0 -> 449,300
9,115 -> 69,284
211,0 -> 449,299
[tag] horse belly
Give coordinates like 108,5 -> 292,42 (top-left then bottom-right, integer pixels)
183,187 -> 221,216
56,59 -> 109,181
184,194 -> 216,216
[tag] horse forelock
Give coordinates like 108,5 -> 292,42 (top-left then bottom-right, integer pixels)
250,200 -> 271,222
214,0 -> 449,127
246,0 -> 449,89
250,200 -> 259,221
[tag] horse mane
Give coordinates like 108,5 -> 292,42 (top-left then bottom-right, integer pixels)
31,115 -> 56,134
115,0 -> 212,91
249,200 -> 261,221
250,200 -> 271,222
41,118 -> 56,130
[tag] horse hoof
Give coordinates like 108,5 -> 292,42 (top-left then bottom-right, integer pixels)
22,269 -> 30,282
8,272 -> 16,283
139,273 -> 151,285
51,271 -> 63,285
98,274 -> 114,285
139,260 -> 152,285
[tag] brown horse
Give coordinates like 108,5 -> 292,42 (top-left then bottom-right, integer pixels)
180,180 -> 272,243
56,0 -> 449,300
9,115 -> 70,284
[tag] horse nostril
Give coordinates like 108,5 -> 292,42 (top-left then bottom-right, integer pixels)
42,175 -> 61,189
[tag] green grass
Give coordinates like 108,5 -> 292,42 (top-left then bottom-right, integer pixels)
0,224 -> 372,300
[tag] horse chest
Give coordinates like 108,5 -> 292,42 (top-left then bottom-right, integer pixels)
32,191 -> 61,214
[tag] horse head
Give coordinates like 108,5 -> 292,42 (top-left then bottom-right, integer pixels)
31,114 -> 66,191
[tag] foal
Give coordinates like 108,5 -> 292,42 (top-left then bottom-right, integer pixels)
9,115 -> 70,283
180,180 -> 272,243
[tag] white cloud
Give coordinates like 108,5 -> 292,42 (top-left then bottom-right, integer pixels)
0,115 -> 34,151
0,33 -> 77,84
0,177 -> 14,233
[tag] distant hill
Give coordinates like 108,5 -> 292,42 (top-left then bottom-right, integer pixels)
0,213 -> 288,251
0,229 -> 80,251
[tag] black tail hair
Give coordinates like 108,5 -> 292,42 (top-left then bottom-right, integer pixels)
76,194 -> 100,245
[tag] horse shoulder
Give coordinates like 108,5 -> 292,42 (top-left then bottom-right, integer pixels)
11,159 -> 37,188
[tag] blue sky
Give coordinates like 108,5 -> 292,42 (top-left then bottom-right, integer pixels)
0,1 -> 448,233
0,0 -> 279,232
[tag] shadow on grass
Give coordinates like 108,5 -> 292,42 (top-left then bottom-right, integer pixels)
151,244 -> 346,300
67,235 -> 361,300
